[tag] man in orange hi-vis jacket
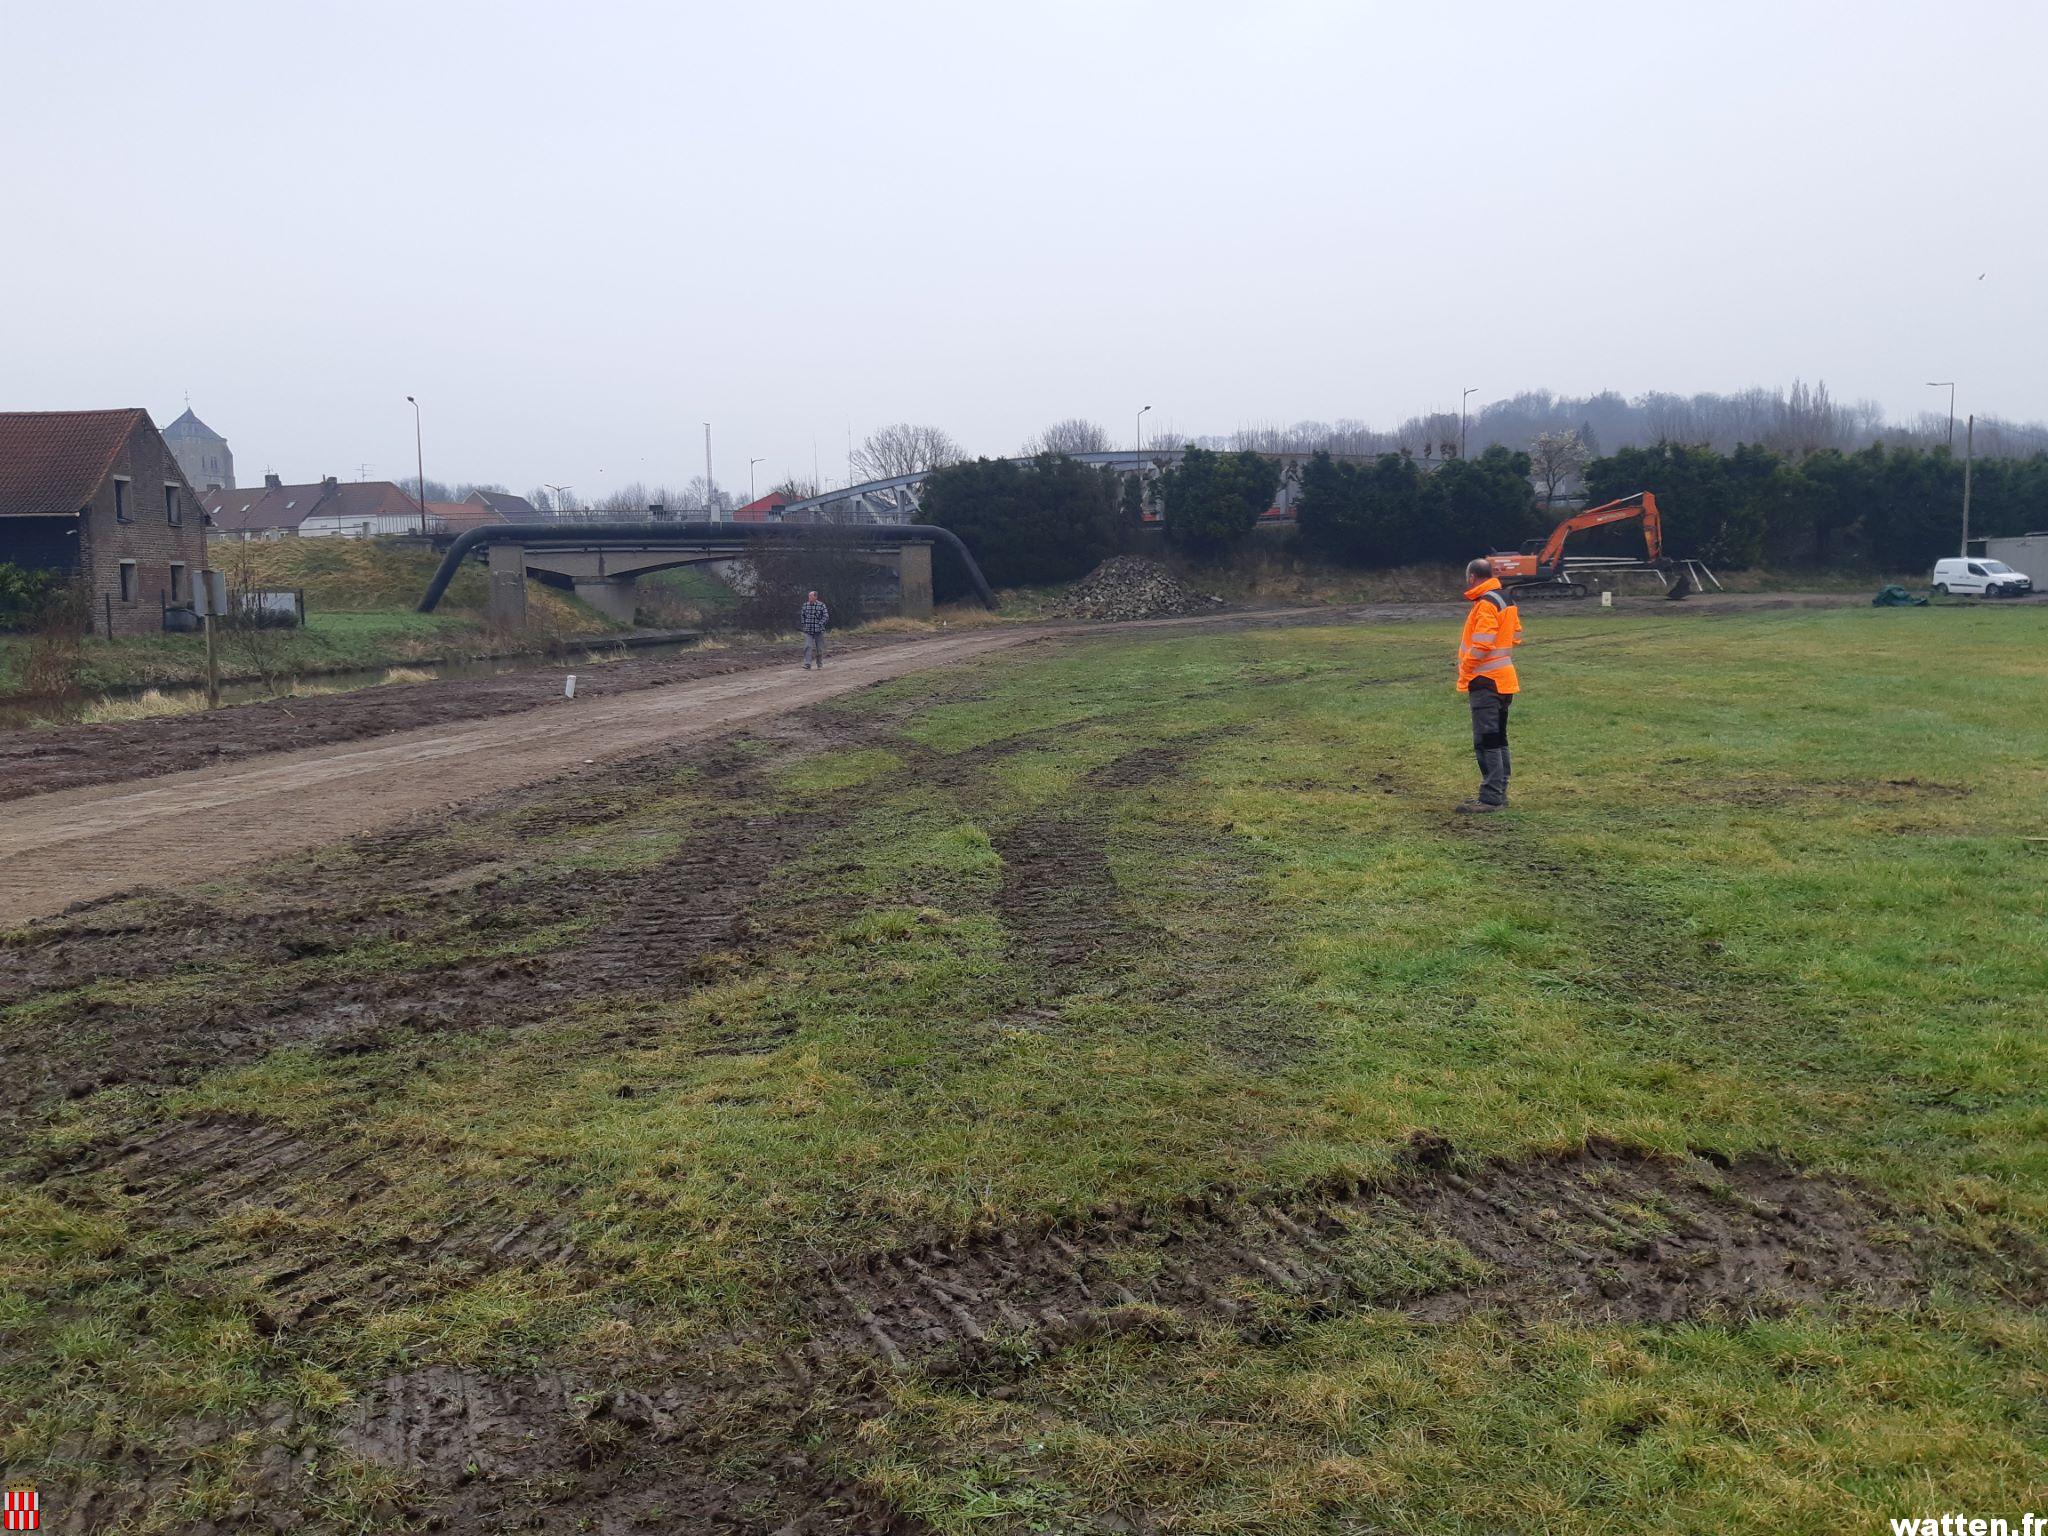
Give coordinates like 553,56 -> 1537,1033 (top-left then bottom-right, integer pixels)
1456,557 -> 1522,812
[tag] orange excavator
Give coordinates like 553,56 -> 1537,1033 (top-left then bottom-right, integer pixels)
1489,491 -> 1693,599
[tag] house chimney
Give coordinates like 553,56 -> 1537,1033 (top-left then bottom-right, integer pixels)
264,472 -> 282,489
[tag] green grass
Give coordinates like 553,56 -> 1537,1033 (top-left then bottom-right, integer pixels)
2,605 -> 2045,1529
0,538 -> 614,695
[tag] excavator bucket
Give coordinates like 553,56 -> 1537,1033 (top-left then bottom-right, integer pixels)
1666,568 -> 1694,600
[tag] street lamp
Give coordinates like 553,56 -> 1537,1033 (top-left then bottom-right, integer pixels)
1460,387 -> 1477,461
749,457 -> 765,504
1926,381 -> 1955,449
1136,405 -> 1153,518
405,395 -> 426,535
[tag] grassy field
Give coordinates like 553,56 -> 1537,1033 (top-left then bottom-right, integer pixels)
2,605 -> 2044,1532
0,540 -> 609,696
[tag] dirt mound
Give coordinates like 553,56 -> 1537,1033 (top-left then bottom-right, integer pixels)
1059,556 -> 1222,622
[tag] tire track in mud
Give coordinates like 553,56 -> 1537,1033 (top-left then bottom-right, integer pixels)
1,738 -> 844,1128
298,1140 -> 1921,1536
793,1138 -> 1922,1376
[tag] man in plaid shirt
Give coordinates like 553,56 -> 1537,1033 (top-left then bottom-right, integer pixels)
798,590 -> 830,670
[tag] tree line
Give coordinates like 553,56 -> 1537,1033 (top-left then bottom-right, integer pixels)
917,447 -> 1287,598
915,436 -> 2048,592
1303,440 -> 2048,571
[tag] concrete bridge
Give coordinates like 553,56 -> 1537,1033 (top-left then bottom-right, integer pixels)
495,532 -> 934,625
418,522 -> 994,627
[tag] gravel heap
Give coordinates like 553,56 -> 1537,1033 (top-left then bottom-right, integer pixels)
1059,556 -> 1224,623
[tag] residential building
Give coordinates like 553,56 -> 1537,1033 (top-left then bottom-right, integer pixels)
162,407 -> 235,491
733,492 -> 790,522
467,489 -> 536,519
204,477 -> 424,539
0,408 -> 210,636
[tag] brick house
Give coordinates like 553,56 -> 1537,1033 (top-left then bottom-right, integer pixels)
0,408 -> 210,637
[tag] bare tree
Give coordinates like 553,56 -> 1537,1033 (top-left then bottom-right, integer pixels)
595,482 -> 651,514
1528,428 -> 1592,505
769,475 -> 820,499
1025,418 -> 1110,456
850,423 -> 963,482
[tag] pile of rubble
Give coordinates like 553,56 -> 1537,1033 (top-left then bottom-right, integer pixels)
1059,556 -> 1224,623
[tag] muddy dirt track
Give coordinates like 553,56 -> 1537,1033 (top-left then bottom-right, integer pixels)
0,593 -> 1858,930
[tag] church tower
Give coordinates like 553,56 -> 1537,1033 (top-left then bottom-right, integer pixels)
163,406 -> 235,491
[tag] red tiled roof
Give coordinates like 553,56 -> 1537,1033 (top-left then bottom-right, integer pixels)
0,408 -> 148,517
733,491 -> 790,523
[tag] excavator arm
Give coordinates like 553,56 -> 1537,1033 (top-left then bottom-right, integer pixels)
1490,491 -> 1668,592
1531,492 -> 1664,569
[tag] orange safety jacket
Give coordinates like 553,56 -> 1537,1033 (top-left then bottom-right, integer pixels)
1457,577 -> 1522,694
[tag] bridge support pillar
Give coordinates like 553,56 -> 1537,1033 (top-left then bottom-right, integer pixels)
487,543 -> 528,628
572,577 -> 641,626
897,541 -> 933,619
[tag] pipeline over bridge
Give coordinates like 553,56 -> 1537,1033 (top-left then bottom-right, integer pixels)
416,521 -> 998,626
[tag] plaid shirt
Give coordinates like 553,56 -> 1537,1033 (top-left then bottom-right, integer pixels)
798,599 -> 830,634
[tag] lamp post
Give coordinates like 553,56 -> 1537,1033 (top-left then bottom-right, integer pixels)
1460,387 -> 1477,461
1136,405 -> 1152,518
749,457 -> 765,504
405,395 -> 426,534
1961,413 -> 1974,556
1926,381 -> 1955,449
703,423 -> 715,518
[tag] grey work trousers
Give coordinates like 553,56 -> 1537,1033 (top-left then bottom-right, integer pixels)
802,631 -> 826,668
1468,680 -> 1513,805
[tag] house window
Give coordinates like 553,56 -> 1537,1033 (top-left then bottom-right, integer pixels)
165,484 -> 182,525
169,563 -> 186,602
119,561 -> 138,602
113,477 -> 131,522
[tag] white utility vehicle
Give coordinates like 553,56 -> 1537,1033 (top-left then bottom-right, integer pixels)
1932,556 -> 2034,597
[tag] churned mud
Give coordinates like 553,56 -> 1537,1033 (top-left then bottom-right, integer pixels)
798,1137 -> 1922,1375
0,743 -> 841,1127
171,1141 -> 1927,1535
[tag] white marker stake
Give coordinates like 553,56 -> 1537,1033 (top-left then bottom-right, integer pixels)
1600,590 -> 1613,608
564,674 -> 577,699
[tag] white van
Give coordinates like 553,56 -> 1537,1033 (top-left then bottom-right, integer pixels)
1932,556 -> 2034,597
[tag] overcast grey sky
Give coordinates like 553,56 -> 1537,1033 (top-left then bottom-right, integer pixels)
3,0 -> 2042,499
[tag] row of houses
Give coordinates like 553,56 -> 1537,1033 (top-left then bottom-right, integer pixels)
205,479 -> 534,539
0,407 -> 533,637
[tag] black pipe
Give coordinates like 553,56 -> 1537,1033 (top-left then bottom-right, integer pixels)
416,521 -> 998,614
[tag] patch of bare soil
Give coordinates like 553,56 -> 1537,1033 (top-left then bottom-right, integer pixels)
800,1138 -> 1922,1376
0,632 -> 903,804
326,1368 -> 896,1536
993,816 -> 1134,973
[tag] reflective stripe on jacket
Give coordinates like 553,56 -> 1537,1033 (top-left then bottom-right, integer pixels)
1457,578 -> 1521,694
